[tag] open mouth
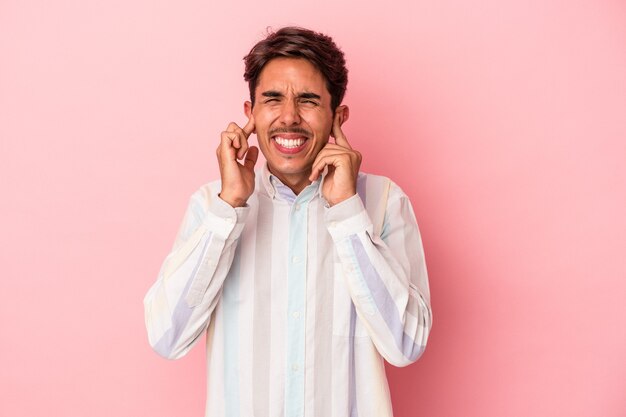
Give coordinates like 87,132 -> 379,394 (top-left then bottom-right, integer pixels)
271,134 -> 309,154
275,136 -> 305,148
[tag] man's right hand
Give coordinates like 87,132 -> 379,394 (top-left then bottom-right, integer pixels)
216,116 -> 259,207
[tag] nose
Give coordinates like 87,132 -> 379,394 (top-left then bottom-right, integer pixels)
278,99 -> 301,126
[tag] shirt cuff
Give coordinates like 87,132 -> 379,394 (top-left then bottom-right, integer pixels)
202,194 -> 250,240
324,193 -> 373,240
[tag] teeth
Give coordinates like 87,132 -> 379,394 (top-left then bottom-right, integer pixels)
275,136 -> 305,148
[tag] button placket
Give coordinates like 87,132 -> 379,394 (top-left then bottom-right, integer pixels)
284,188 -> 315,417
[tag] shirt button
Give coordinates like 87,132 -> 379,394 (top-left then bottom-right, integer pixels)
292,363 -> 299,372
294,204 -> 301,211
292,256 -> 300,264
226,218 -> 235,225
292,311 -> 300,319
330,221 -> 337,229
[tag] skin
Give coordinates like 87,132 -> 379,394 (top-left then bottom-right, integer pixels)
217,57 -> 361,207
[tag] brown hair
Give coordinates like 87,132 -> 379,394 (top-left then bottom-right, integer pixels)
243,26 -> 348,111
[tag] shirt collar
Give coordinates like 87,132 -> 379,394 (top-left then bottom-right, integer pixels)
259,162 -> 327,205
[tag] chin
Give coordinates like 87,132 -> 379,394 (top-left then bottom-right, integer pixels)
269,161 -> 312,176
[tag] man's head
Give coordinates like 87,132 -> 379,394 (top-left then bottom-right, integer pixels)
243,27 -> 348,111
242,27 -> 350,191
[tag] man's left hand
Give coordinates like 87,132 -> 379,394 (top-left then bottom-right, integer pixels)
309,106 -> 361,206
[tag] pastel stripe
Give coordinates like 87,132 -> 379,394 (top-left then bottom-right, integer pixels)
348,303 -> 359,417
153,232 -> 212,358
253,196 -> 273,417
223,241 -> 242,417
285,185 -> 316,417
349,235 -> 425,361
313,202 -> 333,417
356,175 -> 367,206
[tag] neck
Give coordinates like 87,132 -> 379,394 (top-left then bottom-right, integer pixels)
268,168 -> 313,195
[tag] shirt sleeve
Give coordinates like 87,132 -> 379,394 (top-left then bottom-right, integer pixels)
324,183 -> 432,367
143,183 -> 249,359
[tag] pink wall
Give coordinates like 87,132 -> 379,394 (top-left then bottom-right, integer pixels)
1,1 -> 625,416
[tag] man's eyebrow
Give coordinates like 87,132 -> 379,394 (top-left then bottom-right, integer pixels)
261,91 -> 283,98
298,92 -> 321,100
260,91 -> 321,100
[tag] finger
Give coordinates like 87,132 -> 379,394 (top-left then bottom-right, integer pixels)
244,146 -> 259,170
311,146 -> 357,167
309,160 -> 326,181
310,144 -> 349,178
225,122 -> 244,151
237,116 -> 255,158
242,114 -> 255,138
225,122 -> 251,159
309,160 -> 336,182
311,152 -> 358,179
311,151 -> 348,173
309,154 -> 340,181
313,144 -> 352,156
226,122 -> 241,133
311,155 -> 335,177
219,131 -> 238,160
332,110 -> 352,150
236,132 -> 249,160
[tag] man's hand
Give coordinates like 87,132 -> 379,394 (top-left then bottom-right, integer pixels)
216,116 -> 259,207
309,106 -> 361,206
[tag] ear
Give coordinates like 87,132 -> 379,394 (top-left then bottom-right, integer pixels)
336,105 -> 350,125
244,101 -> 256,133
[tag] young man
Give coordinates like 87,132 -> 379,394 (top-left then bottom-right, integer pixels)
144,26 -> 432,417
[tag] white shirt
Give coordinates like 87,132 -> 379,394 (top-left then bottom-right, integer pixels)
144,164 -> 432,417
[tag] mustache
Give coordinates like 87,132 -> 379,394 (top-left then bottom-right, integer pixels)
268,127 -> 312,137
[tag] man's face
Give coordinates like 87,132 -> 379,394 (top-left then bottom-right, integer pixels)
245,57 -> 335,187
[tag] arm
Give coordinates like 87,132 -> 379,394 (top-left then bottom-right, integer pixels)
311,108 -> 431,366
143,185 -> 249,359
144,116 -> 257,360
325,185 -> 432,367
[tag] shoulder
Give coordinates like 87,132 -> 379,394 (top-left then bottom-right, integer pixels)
356,171 -> 407,203
188,177 -> 262,215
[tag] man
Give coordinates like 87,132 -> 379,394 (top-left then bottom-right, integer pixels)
144,26 -> 432,417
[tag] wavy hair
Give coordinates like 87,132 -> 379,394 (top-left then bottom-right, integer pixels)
243,26 -> 348,111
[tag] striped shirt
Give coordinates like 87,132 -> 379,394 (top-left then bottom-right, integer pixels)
144,164 -> 432,417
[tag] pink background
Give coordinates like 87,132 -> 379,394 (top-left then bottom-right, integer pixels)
1,0 -> 625,416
